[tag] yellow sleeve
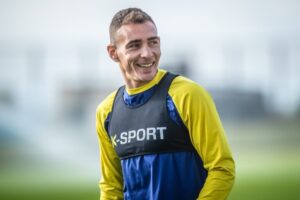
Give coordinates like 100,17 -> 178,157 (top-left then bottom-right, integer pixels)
96,91 -> 124,200
169,76 -> 235,200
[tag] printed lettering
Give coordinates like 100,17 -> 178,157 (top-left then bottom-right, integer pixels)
137,129 -> 146,141
128,130 -> 136,143
120,132 -> 128,144
157,127 -> 167,139
113,126 -> 167,146
147,127 -> 156,140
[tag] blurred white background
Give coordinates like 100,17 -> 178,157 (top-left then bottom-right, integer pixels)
0,1 -> 300,199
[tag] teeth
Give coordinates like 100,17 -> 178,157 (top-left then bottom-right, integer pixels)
138,63 -> 153,68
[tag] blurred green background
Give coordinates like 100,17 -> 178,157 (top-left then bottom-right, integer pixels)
1,1 -> 300,199
1,118 -> 299,200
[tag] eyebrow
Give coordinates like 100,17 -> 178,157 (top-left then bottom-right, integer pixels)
125,40 -> 141,48
127,39 -> 141,45
148,36 -> 160,41
125,37 -> 160,48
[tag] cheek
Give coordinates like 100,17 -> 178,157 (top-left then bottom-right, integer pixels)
118,50 -> 133,62
118,55 -> 135,71
153,48 -> 161,58
117,52 -> 128,65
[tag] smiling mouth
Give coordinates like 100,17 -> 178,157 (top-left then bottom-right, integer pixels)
136,62 -> 155,68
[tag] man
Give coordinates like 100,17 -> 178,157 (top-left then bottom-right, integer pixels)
96,7 -> 235,200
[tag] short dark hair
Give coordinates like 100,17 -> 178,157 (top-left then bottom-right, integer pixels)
109,8 -> 156,44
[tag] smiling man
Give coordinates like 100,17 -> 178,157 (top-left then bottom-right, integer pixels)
107,16 -> 160,88
96,8 -> 235,200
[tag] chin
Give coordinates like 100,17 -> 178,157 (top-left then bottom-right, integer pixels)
138,75 -> 154,82
140,70 -> 156,80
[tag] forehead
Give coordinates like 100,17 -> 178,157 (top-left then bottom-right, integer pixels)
115,21 -> 158,43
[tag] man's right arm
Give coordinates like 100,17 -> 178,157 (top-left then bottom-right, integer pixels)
96,92 -> 124,200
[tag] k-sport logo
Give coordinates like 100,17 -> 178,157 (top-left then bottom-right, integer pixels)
111,127 -> 167,147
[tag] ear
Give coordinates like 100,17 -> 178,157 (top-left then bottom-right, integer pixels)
107,44 -> 119,62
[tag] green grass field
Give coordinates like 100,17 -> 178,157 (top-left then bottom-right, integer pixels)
1,171 -> 299,200
229,173 -> 300,200
1,118 -> 299,200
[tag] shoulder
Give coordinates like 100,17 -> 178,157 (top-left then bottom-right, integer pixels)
168,75 -> 221,131
169,75 -> 212,103
96,90 -> 118,121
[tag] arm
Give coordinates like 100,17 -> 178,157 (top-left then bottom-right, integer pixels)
170,77 -> 235,200
96,92 -> 124,200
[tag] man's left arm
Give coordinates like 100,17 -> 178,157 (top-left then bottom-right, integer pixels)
170,79 -> 235,200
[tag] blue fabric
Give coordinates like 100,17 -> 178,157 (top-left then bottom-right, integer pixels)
123,86 -> 157,107
166,95 -> 187,129
121,152 -> 207,200
106,85 -> 207,199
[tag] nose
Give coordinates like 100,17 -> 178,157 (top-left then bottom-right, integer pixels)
140,45 -> 153,58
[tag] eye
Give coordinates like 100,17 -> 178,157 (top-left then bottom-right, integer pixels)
127,42 -> 140,49
149,39 -> 159,46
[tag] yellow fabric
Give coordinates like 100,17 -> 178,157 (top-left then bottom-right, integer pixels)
125,69 -> 166,95
96,91 -> 123,200
96,69 -> 235,200
169,75 -> 235,199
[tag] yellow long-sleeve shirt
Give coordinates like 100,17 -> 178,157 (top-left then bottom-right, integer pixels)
96,69 -> 235,199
